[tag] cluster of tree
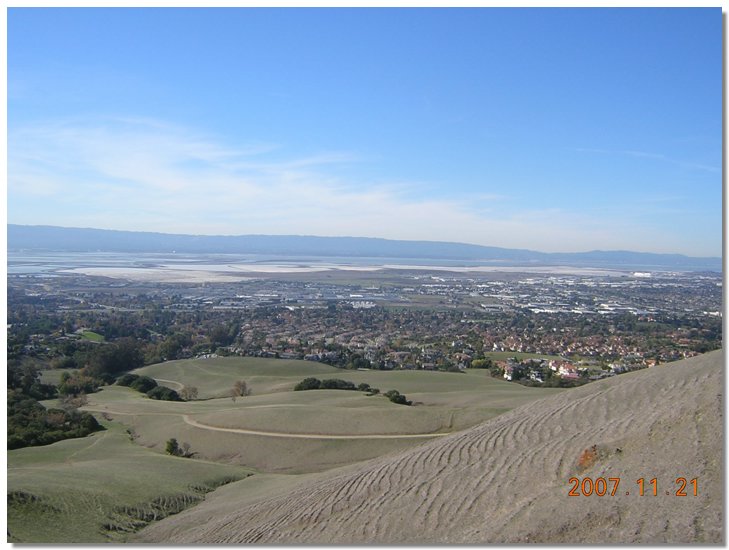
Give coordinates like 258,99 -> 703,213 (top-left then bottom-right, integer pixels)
48,338 -> 145,378
469,358 -> 495,369
83,338 -> 145,377
383,389 -> 412,406
8,362 -> 57,401
292,377 -> 410,405
7,389 -> 102,450
31,339 -> 148,401
7,361 -> 104,450
58,371 -> 102,396
293,377 -> 379,394
116,374 -> 181,401
165,437 -> 196,458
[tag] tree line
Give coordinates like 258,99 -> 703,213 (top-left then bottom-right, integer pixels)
293,377 -> 411,405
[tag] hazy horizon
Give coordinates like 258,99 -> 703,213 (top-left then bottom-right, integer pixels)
8,220 -> 727,258
8,8 -> 721,257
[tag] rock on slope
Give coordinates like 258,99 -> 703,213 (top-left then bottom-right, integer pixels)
137,350 -> 723,544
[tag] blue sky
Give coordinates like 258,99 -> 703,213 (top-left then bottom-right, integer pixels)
7,7 -> 722,256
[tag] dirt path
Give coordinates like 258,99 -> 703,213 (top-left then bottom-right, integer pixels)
181,415 -> 449,440
82,407 -> 449,440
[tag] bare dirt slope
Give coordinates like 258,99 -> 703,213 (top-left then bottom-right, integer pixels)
136,350 -> 723,544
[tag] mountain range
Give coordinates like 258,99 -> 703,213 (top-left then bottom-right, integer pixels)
7,224 -> 722,271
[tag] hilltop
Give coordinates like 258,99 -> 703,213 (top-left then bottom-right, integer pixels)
8,224 -> 721,271
136,350 -> 723,544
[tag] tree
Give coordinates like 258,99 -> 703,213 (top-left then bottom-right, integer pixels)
165,438 -> 195,457
231,380 -> 250,401
470,358 -> 494,369
180,385 -> 199,401
82,338 -> 144,378
58,373 -> 99,396
209,323 -> 238,347
165,438 -> 180,456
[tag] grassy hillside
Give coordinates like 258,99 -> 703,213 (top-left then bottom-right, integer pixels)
95,357 -> 563,473
136,350 -> 724,544
7,420 -> 251,543
136,357 -> 339,398
9,356 -> 564,542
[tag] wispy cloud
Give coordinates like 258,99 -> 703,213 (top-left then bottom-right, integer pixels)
7,117 -> 713,255
575,147 -> 719,174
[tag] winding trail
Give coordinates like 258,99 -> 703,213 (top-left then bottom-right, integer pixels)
82,407 -> 449,441
180,415 -> 448,440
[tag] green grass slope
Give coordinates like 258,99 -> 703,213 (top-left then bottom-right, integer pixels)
7,420 -> 251,543
8,357 -> 565,542
94,357 -> 562,473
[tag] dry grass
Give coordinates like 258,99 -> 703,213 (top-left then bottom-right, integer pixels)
136,350 -> 724,544
79,358 -> 560,473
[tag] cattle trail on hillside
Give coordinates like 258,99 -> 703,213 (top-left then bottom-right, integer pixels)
136,350 -> 723,544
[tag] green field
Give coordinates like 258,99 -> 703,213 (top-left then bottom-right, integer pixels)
7,420 -> 250,543
8,356 -> 564,542
40,367 -> 79,386
86,357 -> 564,473
79,330 -> 105,342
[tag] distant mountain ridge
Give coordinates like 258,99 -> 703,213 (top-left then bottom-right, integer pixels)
7,224 -> 722,271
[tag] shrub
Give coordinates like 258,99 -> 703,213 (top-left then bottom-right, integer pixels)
294,377 -> 322,391
384,389 -> 412,406
116,373 -> 140,386
231,380 -> 251,400
320,378 -> 356,391
390,394 -> 412,405
129,376 -> 158,393
470,358 -> 495,369
179,385 -> 198,401
165,438 -> 180,455
165,437 -> 195,457
146,386 -> 181,401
